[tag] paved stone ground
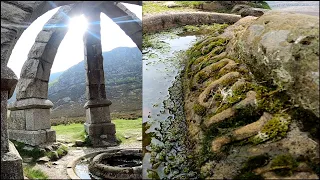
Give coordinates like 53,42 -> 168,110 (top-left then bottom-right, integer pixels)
27,142 -> 141,179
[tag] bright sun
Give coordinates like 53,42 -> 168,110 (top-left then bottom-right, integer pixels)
68,15 -> 88,33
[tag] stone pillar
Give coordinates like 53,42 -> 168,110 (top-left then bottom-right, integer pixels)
83,9 -> 117,147
8,98 -> 56,146
1,66 -> 23,179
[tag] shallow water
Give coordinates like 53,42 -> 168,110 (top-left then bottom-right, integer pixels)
142,30 -> 200,179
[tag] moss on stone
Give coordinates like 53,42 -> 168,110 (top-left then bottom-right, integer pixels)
261,114 -> 290,140
270,154 -> 298,176
196,71 -> 209,84
193,103 -> 207,116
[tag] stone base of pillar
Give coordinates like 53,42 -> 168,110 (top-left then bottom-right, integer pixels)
8,129 -> 56,146
1,141 -> 23,179
8,98 -> 55,146
84,122 -> 117,147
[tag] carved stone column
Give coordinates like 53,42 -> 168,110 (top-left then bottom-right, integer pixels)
1,66 -> 23,179
83,9 -> 117,147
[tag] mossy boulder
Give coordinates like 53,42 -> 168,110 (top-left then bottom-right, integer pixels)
226,11 -> 319,117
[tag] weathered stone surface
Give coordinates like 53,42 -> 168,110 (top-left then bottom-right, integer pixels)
4,1 -> 43,12
8,129 -> 47,146
86,69 -> 105,85
143,12 -> 241,33
75,140 -> 84,146
25,108 -> 51,130
8,98 -> 53,110
8,110 -> 26,130
239,7 -> 268,17
1,91 -> 9,153
46,129 -> 56,143
227,11 -> 320,117
0,2 -> 31,24
20,59 -> 52,81
1,27 -> 17,45
84,122 -> 116,147
86,106 -> 111,124
1,141 -> 23,179
35,30 -> 54,43
16,78 -> 48,99
163,1 -> 182,8
85,84 -> 107,100
231,4 -> 251,14
28,42 -> 57,63
1,66 -> 18,98
84,122 -> 116,136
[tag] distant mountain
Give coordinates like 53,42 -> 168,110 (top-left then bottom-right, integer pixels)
49,71 -> 64,82
48,47 -> 142,118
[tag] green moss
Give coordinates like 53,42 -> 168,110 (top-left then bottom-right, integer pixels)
193,103 -> 207,116
195,71 -> 209,84
56,145 -> 68,157
270,154 -> 298,176
261,114 -> 290,140
233,154 -> 269,180
243,154 -> 270,171
12,140 -> 45,161
46,151 -> 58,161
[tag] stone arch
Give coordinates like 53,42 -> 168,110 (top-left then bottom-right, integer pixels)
6,1 -> 142,146
1,1 -> 141,67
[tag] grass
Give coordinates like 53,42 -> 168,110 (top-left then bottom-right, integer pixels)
143,1 -> 198,15
52,118 -> 142,144
23,166 -> 48,179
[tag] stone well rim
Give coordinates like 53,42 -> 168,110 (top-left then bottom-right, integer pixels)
66,148 -> 141,179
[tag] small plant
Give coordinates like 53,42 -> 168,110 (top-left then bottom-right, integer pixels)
261,114 -> 290,140
193,103 -> 207,116
270,154 -> 298,176
23,166 -> 48,179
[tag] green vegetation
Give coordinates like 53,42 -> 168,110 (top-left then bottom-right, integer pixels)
52,118 -> 142,144
270,154 -> 298,176
193,103 -> 207,116
12,140 -> 45,161
24,166 -> 48,179
233,154 -> 269,179
52,123 -> 86,143
248,1 -> 271,9
142,1 -> 201,15
48,78 -> 58,88
261,114 -> 290,140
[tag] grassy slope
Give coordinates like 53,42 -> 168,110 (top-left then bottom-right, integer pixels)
52,118 -> 142,144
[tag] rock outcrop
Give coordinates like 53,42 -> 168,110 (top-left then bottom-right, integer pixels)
183,11 -> 319,179
226,11 -> 319,118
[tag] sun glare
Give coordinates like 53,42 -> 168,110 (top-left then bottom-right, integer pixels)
68,15 -> 88,32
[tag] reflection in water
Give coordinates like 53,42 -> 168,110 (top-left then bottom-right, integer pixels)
143,30 -> 200,179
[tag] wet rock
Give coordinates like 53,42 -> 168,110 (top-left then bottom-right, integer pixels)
22,146 -> 34,151
37,156 -> 50,163
163,1 -> 181,8
44,146 -> 53,152
23,157 -> 33,163
75,140 -> 84,146
231,4 -> 251,14
240,8 -> 268,17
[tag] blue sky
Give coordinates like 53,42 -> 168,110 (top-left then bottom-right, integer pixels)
8,3 -> 141,77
